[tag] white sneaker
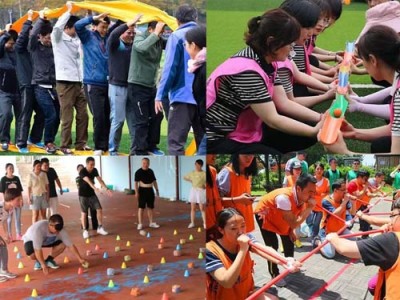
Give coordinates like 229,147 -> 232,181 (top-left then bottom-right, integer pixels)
93,150 -> 103,156
188,223 -> 195,228
0,270 -> 16,278
149,222 -> 160,228
83,230 -> 89,239
97,226 -> 108,235
137,224 -> 143,230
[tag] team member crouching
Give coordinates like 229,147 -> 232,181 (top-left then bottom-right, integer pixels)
23,214 -> 88,274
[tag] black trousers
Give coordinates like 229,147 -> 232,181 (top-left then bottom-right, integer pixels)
167,102 -> 204,155
256,215 -> 294,277
16,86 -> 45,147
126,83 -> 163,155
358,205 -> 372,233
84,84 -> 110,151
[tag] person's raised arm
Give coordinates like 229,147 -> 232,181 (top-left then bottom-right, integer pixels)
134,21 -> 165,53
29,10 -> 48,52
15,10 -> 33,53
75,12 -> 109,44
52,2 -> 73,44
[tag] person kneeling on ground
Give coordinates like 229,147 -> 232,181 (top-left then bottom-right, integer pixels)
23,214 -> 87,274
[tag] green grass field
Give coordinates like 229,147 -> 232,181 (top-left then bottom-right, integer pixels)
208,0 -> 384,154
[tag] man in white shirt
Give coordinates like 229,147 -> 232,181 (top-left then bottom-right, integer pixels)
52,1 -> 90,154
23,214 -> 87,274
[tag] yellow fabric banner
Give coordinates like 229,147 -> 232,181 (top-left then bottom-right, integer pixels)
12,0 -> 178,32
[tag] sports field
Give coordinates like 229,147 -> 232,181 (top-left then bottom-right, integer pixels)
208,0 -> 386,154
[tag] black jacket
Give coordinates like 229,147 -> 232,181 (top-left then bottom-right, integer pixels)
15,20 -> 33,87
0,32 -> 18,93
193,62 -> 206,128
107,22 -> 132,86
28,18 -> 55,85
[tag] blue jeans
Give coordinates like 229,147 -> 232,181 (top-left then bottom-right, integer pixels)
34,86 -> 60,144
197,135 -> 206,155
108,84 -> 128,152
318,228 -> 355,258
306,211 -> 323,238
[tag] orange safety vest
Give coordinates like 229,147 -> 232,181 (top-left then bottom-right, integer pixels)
349,179 -> 371,211
321,196 -> 346,234
206,166 -> 223,229
206,240 -> 254,300
374,232 -> 400,300
222,166 -> 254,232
314,177 -> 330,213
254,188 -> 305,235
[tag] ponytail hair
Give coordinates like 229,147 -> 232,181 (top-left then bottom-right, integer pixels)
245,8 -> 300,57
357,25 -> 400,73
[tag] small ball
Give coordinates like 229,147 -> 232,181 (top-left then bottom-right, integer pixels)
333,108 -> 342,118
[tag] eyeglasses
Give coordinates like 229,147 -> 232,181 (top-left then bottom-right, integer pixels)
390,213 -> 400,219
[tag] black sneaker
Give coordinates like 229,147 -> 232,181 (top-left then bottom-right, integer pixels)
45,257 -> 60,269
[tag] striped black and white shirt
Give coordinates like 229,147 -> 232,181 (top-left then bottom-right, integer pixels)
206,47 -> 281,141
391,75 -> 400,136
277,63 -> 293,94
292,45 -> 307,74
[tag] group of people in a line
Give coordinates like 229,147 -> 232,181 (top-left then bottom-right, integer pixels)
0,2 -> 206,156
206,0 -> 400,154
206,154 -> 398,299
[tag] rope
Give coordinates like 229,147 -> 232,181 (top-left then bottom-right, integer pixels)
246,198 -> 383,300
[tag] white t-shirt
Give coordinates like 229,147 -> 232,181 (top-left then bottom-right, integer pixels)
275,188 -> 299,211
23,220 -> 72,250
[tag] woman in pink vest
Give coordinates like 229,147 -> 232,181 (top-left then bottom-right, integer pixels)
323,25 -> 400,154
207,9 -> 323,154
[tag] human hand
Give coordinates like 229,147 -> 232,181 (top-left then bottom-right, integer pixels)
66,1 -> 73,12
27,9 -> 34,21
325,232 -> 339,242
340,119 -> 356,140
307,198 -> 316,209
5,24 -> 12,31
325,88 -> 336,100
106,189 -> 112,197
319,131 -> 351,154
380,223 -> 392,233
42,265 -> 49,275
239,193 -> 256,205
285,257 -> 302,273
93,12 -> 110,21
237,234 -> 250,252
39,8 -> 48,19
155,100 -> 163,114
127,13 -> 143,27
289,229 -> 297,242
154,21 -> 166,35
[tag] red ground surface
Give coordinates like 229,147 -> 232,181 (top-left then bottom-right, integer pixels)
0,191 -> 205,300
